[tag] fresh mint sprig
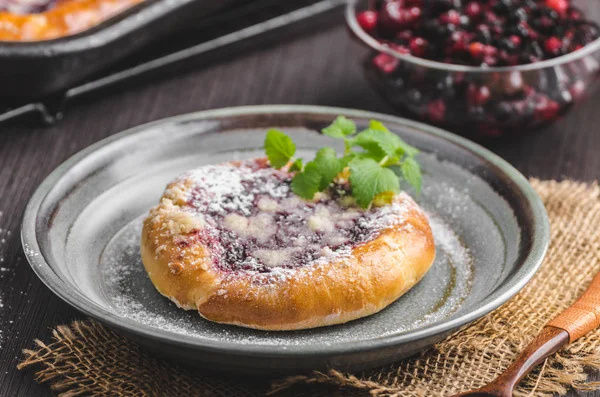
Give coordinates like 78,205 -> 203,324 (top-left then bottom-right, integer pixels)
263,116 -> 422,208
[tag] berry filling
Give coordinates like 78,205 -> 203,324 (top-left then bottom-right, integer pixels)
358,0 -> 600,67
176,160 -> 412,274
1,0 -> 56,14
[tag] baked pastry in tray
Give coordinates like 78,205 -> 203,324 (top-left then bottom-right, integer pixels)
141,157 -> 435,331
0,0 -> 143,41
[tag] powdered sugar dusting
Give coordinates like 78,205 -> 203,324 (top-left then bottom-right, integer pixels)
100,205 -> 472,345
171,159 -> 413,274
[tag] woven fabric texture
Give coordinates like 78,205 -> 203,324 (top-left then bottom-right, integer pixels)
18,180 -> 600,397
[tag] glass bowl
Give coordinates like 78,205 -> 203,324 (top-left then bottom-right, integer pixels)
346,0 -> 600,138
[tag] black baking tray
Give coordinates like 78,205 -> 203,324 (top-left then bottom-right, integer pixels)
0,0 -> 344,124
0,0 -> 252,99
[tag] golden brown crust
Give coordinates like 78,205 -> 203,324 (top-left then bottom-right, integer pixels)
141,162 -> 436,331
0,0 -> 143,41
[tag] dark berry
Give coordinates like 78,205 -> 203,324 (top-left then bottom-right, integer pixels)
396,30 -> 413,42
567,8 -> 582,22
476,24 -> 492,44
530,41 -> 545,59
494,102 -> 514,122
575,23 -> 600,45
500,71 -> 524,96
406,88 -> 424,105
512,8 -> 528,22
361,0 -> 600,68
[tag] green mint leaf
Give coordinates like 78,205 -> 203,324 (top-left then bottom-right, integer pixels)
322,115 -> 356,138
340,153 -> 356,168
401,157 -> 422,195
341,151 -> 383,166
314,147 -> 343,190
352,129 -> 400,159
369,120 -> 389,132
369,119 -> 420,158
291,161 -> 322,200
289,158 -> 303,172
395,139 -> 420,158
264,129 -> 296,169
387,164 -> 402,178
349,158 -> 400,208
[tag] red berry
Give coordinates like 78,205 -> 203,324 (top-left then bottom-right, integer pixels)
465,2 -> 481,18
380,2 -> 421,32
509,35 -> 521,47
389,43 -> 411,54
483,55 -> 498,66
544,36 -> 562,55
546,0 -> 568,15
485,10 -> 499,23
427,100 -> 446,123
483,45 -> 498,57
409,6 -> 422,19
534,95 -> 560,121
372,53 -> 400,74
450,31 -> 470,52
501,52 -> 520,66
469,42 -> 485,58
357,11 -> 379,32
409,37 -> 428,56
467,84 -> 491,106
568,8 -> 582,21
440,10 -> 461,25
359,0 -> 599,68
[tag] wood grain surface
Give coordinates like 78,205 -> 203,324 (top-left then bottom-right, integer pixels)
0,9 -> 599,397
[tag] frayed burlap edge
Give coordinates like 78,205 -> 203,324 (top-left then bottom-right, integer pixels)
19,180 -> 600,397
18,320 -> 266,397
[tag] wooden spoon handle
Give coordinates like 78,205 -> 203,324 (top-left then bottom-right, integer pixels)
476,272 -> 600,395
547,272 -> 600,343
452,272 -> 600,397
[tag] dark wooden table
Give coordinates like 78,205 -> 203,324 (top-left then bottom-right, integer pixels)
1,10 -> 599,397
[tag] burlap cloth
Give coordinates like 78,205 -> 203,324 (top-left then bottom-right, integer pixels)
18,179 -> 600,397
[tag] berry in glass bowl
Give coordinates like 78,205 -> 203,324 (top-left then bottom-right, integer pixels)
346,0 -> 600,138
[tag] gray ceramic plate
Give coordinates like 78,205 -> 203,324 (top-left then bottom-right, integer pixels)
22,105 -> 549,374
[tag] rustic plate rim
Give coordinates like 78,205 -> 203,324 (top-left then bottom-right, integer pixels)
21,105 -> 550,358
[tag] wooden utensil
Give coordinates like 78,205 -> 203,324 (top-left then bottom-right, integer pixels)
451,271 -> 600,397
